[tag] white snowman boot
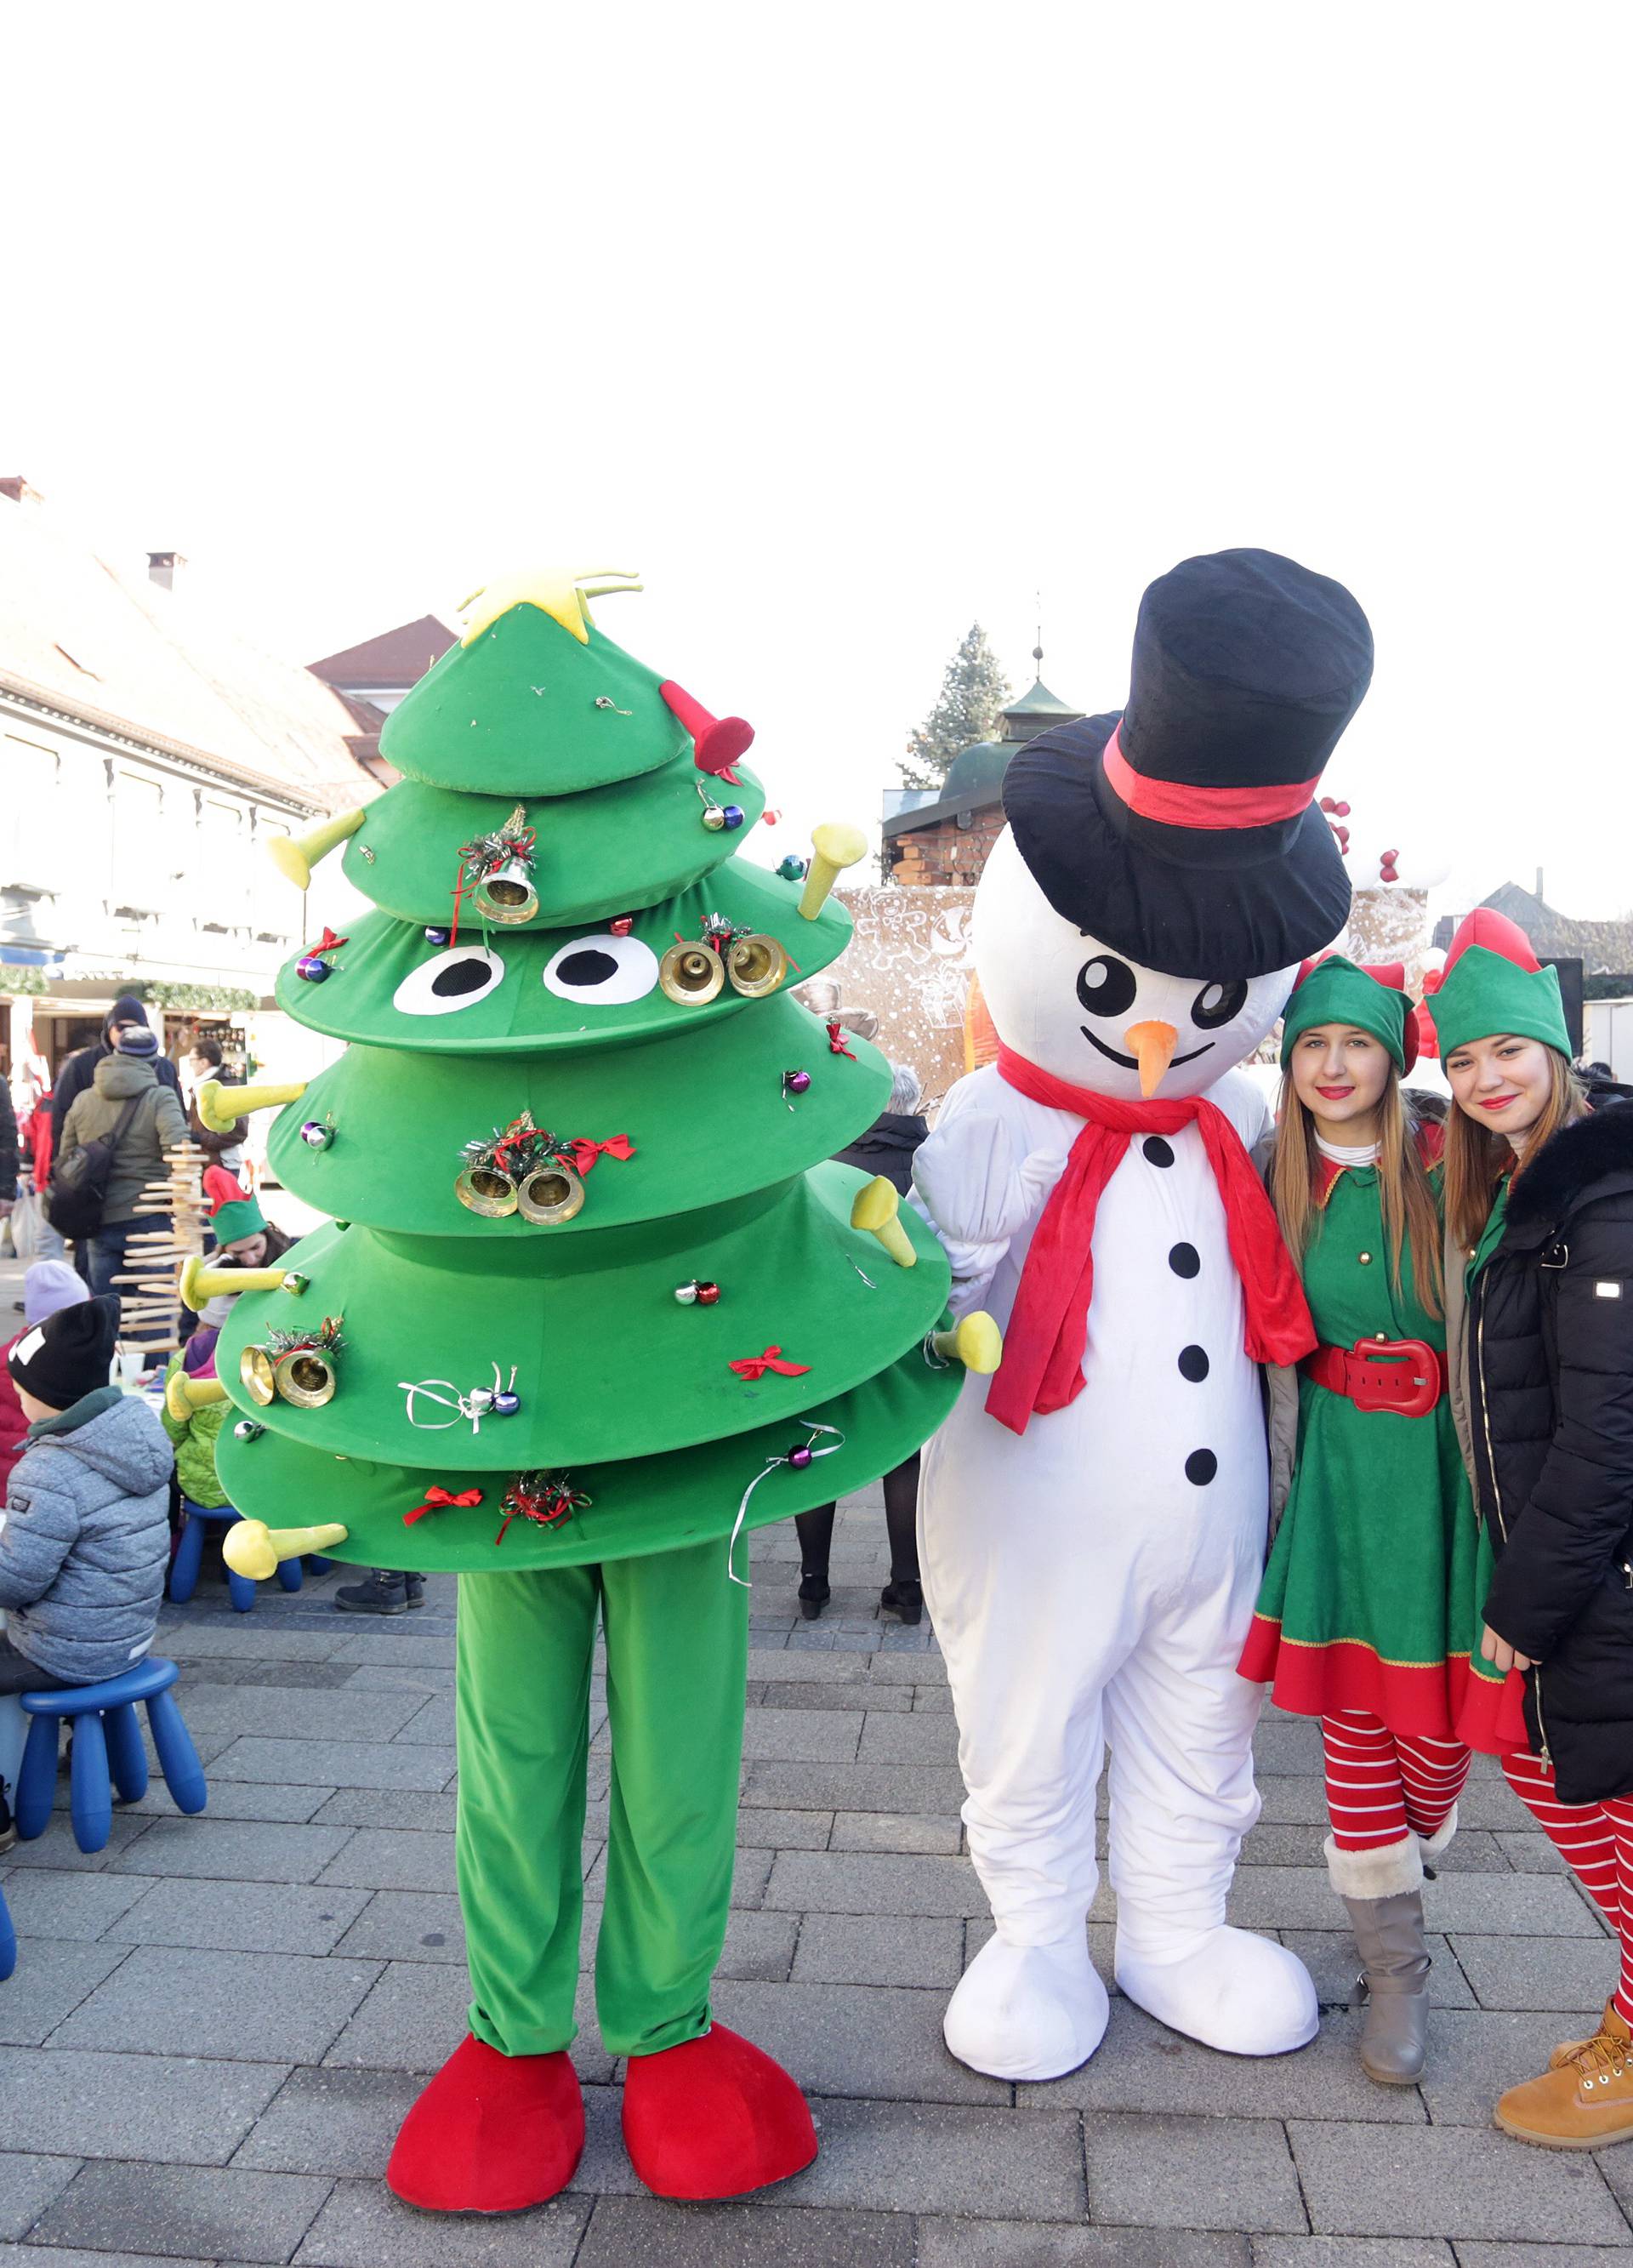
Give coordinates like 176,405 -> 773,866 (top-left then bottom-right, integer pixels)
1113,1922 -> 1317,2056
943,1929 -> 1110,2082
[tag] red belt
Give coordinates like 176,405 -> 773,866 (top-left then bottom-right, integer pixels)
1301,1336 -> 1444,1418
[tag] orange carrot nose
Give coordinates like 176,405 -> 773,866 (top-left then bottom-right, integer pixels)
1125,1020 -> 1179,1097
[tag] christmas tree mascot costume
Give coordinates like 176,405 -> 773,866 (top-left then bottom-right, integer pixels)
913,549 -> 1374,2079
202,568 -> 974,2210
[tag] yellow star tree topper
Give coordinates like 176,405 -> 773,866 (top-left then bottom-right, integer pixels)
458,567 -> 644,647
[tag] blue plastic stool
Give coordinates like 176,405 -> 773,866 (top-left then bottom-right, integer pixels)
0,1883 -> 14,1981
16,1658 -> 208,1854
171,1499 -> 306,1610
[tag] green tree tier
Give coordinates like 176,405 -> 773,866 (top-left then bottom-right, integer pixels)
213,573 -> 966,1574
274,865 -> 845,1054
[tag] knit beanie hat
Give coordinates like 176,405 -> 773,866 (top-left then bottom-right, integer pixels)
8,1293 -> 120,1409
183,1326 -> 219,1379
115,1025 -> 160,1059
104,994 -> 149,1040
1281,954 -> 1418,1074
203,1165 -> 267,1246
1433,909 -> 1572,1065
23,1258 -> 91,1327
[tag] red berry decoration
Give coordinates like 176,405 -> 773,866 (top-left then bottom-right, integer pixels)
1334,801 -> 1351,818
1319,796 -> 1337,813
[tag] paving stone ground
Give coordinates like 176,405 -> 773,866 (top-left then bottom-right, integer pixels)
3,1483 -> 1632,2265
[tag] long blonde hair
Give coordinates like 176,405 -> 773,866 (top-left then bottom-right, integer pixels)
1272,1061 -> 1443,1318
1443,1049 -> 1588,1251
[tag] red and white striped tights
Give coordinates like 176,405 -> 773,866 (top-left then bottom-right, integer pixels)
1502,1749 -> 1633,2028
1322,1712 -> 1473,1854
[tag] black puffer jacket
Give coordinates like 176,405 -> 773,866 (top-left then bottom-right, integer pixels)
1468,1103 -> 1633,1803
835,1111 -> 930,1198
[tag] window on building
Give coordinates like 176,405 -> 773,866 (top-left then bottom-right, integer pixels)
3,736 -> 61,884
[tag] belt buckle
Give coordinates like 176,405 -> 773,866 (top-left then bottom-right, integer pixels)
1348,1336 -> 1440,1418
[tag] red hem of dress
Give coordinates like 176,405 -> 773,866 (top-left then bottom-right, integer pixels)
1238,1618 -> 1522,1745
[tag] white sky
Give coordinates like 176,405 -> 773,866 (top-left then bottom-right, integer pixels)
5,3 -> 1629,916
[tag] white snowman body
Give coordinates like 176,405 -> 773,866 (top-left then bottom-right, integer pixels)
913,825 -> 1319,2078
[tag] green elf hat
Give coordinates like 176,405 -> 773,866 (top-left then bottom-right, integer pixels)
1281,953 -> 1417,1074
203,1165 -> 266,1246
1432,909 -> 1571,1064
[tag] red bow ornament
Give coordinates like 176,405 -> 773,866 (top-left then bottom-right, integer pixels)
729,1346 -> 812,1382
403,1484 -> 484,1527
564,1132 -> 636,1175
310,927 -> 348,955
826,1021 -> 856,1060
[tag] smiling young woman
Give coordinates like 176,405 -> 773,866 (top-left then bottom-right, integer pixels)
1238,955 -> 1470,2090
1436,909 -> 1633,2148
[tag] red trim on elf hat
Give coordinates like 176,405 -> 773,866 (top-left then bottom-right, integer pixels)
1440,906 -> 1544,974
658,681 -> 754,784
1102,724 -> 1321,833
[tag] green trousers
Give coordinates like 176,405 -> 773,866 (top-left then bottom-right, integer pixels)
455,1538 -> 748,2060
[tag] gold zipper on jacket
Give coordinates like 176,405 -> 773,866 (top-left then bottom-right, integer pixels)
1475,1301 -> 1550,1761
1475,1304 -> 1506,1545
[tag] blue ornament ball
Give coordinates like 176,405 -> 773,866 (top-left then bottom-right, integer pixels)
777,855 -> 807,881
493,1390 -> 522,1417
296,954 -> 333,983
721,804 -> 745,830
424,926 -> 451,946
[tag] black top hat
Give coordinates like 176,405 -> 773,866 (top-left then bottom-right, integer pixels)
1003,549 -> 1373,978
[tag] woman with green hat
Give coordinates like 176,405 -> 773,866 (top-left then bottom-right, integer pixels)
1437,909 -> 1633,2149
1238,954 -> 1474,2087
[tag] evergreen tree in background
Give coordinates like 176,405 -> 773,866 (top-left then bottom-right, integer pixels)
900,624 -> 1010,790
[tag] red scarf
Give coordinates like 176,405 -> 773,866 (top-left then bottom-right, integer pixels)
986,1046 -> 1315,1436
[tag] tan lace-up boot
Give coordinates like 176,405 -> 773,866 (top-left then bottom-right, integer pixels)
1495,2002 -> 1633,2147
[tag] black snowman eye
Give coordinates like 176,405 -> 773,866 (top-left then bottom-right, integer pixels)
543,932 -> 660,1005
1192,979 -> 1249,1029
1076,954 -> 1138,1019
394,946 -> 505,1017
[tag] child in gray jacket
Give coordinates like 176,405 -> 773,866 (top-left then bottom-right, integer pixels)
0,1294 -> 171,1701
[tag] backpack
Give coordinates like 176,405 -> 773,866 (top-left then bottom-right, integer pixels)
45,1094 -> 142,1239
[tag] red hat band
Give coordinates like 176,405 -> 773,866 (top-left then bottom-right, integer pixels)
1101,723 -> 1321,835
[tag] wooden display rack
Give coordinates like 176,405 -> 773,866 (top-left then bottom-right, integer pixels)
111,1144 -> 208,1357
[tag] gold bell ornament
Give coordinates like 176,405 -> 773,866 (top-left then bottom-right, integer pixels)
461,805 -> 539,926
240,1317 -> 345,1409
658,938 -> 726,1006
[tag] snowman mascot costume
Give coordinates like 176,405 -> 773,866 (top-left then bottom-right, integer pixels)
914,548 -> 1374,2080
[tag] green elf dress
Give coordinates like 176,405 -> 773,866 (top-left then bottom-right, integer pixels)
1238,958 -> 1484,1739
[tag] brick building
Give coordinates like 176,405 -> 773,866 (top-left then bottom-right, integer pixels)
881,669 -> 1081,887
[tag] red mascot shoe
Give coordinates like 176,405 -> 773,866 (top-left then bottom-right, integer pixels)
387,2034 -> 583,2214
621,2023 -> 818,2199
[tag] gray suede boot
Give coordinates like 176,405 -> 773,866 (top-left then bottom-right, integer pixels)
1344,1889 -> 1432,2083
1326,1833 -> 1431,2086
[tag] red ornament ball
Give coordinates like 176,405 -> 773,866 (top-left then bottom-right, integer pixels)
609,915 -> 634,937
696,1280 -> 721,1306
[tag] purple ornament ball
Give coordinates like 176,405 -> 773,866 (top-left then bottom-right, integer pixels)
788,1444 -> 814,1469
784,1069 -> 811,1096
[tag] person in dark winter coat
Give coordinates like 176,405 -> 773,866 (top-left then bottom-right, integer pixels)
49,995 -> 181,1154
794,1063 -> 931,1624
1437,909 -> 1633,2146
0,1075 -> 16,1222
56,1028 -> 191,1327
